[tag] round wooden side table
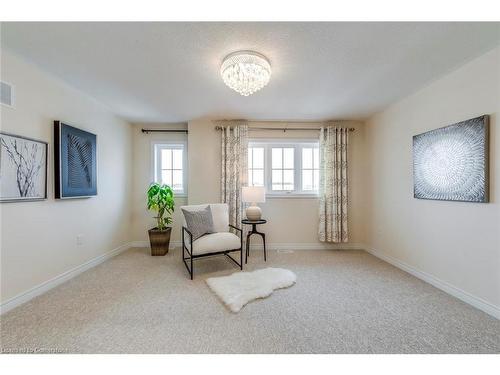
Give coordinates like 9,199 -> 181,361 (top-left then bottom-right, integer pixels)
241,219 -> 267,263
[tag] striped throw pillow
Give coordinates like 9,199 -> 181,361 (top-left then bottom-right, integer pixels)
182,205 -> 215,241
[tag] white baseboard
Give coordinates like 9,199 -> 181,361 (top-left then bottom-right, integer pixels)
249,242 -> 364,251
130,240 -> 181,249
364,245 -> 500,320
0,242 -> 134,315
130,240 -> 363,251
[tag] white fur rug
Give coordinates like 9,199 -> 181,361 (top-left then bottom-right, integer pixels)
206,268 -> 296,312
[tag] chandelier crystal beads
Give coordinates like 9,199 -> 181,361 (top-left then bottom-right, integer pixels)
220,51 -> 271,96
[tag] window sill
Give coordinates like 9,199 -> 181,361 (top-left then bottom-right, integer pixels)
266,194 -> 319,200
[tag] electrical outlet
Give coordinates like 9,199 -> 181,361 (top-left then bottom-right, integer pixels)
76,235 -> 84,246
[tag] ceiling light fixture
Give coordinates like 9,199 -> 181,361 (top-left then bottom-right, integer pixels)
220,51 -> 271,96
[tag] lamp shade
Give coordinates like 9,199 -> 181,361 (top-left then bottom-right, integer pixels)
242,186 -> 266,203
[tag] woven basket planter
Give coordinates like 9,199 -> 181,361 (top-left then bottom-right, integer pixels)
148,227 -> 172,256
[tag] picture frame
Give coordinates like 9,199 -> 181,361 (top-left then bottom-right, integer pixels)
413,115 -> 489,203
0,131 -> 48,202
54,121 -> 97,199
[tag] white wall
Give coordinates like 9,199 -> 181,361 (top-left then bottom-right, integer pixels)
188,119 -> 367,247
130,123 -> 188,243
364,46 -> 500,310
0,50 -> 133,304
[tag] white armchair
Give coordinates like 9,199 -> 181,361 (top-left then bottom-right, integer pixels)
181,203 -> 243,279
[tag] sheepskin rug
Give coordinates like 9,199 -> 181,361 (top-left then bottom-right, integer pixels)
206,267 -> 296,312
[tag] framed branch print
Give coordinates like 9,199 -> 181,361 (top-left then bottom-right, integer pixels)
0,132 -> 48,202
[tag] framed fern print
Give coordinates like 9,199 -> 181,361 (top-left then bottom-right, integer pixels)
54,121 -> 97,199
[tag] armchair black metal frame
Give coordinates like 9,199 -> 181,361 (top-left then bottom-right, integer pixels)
182,224 -> 243,280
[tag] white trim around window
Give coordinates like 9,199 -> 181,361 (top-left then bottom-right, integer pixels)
248,139 -> 319,198
152,141 -> 188,197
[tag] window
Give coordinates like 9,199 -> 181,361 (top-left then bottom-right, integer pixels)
154,142 -> 187,195
248,147 -> 264,186
271,147 -> 294,191
301,147 -> 320,191
248,140 -> 320,196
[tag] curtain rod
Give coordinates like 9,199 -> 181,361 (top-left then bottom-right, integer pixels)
214,126 -> 354,132
141,129 -> 188,134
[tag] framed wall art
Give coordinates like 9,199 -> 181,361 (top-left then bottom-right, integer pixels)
413,115 -> 489,203
0,132 -> 48,202
54,121 -> 97,199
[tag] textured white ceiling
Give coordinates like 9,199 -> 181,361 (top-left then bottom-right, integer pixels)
2,22 -> 499,122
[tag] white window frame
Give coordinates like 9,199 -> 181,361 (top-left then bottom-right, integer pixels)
270,146 -> 295,192
152,141 -> 188,197
248,146 -> 265,187
248,139 -> 320,198
300,145 -> 320,192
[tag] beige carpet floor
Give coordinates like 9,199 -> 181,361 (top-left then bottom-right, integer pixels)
1,247 -> 499,354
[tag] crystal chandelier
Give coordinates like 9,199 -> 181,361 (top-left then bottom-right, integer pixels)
220,51 -> 271,96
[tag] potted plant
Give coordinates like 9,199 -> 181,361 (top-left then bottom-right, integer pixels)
147,182 -> 174,256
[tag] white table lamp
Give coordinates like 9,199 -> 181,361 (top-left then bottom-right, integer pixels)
242,186 -> 266,220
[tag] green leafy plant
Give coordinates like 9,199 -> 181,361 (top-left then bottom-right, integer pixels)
147,183 -> 174,230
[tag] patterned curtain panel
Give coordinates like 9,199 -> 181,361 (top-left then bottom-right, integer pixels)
219,121 -> 248,227
318,126 -> 349,243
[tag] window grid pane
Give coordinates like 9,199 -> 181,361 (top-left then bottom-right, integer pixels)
302,148 -> 313,169
161,170 -> 172,187
248,147 -> 265,187
271,147 -> 294,191
302,170 -> 313,191
252,169 -> 264,186
161,149 -> 172,170
157,146 -> 184,192
172,149 -> 183,169
253,147 -> 264,169
172,170 -> 183,190
301,147 -> 319,191
313,169 -> 320,191
272,169 -> 282,183
283,148 -> 294,168
272,148 -> 282,168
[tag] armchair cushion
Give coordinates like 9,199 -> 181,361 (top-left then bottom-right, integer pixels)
181,205 -> 215,241
185,232 -> 241,255
180,203 -> 229,233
